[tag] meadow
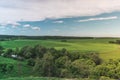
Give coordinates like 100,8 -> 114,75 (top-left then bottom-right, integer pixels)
0,56 -> 32,78
0,38 -> 120,60
0,77 -> 64,80
0,38 -> 120,80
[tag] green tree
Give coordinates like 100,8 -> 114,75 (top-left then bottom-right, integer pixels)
0,45 -> 4,54
70,59 -> 95,78
4,49 -> 14,58
32,45 -> 47,58
33,52 -> 55,77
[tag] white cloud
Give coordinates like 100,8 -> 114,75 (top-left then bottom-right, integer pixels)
23,24 -> 31,28
0,0 -> 120,22
0,21 -> 21,26
78,16 -> 118,22
53,20 -> 64,23
8,21 -> 21,27
23,24 -> 40,31
32,27 -> 40,31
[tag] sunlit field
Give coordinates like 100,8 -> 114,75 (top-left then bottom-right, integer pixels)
0,38 -> 120,60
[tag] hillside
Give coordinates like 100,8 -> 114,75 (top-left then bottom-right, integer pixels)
0,38 -> 120,60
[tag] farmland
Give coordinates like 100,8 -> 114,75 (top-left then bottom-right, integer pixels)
0,38 -> 120,60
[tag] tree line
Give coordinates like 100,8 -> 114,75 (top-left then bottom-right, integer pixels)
109,40 -> 120,44
0,35 -> 95,40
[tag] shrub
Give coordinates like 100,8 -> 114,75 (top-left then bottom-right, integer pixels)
61,40 -> 67,42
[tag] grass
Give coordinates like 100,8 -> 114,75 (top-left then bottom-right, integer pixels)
0,56 -> 17,64
0,77 -> 65,80
0,38 -> 120,60
0,56 -> 32,78
0,77 -> 96,80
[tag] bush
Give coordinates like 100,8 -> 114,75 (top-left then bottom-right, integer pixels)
109,41 -> 115,44
61,40 -> 67,42
0,63 -> 14,73
4,49 -> 14,58
27,58 -> 35,66
99,76 -> 115,80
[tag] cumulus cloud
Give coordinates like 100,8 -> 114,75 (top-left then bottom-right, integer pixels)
53,20 -> 64,23
31,27 -> 40,31
22,24 -> 40,31
78,16 -> 118,22
0,0 -> 120,22
8,21 -> 21,27
0,21 -> 21,29
23,24 -> 31,28
0,21 -> 21,26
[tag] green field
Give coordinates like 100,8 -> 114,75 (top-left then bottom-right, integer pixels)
0,77 -> 64,80
0,56 -> 32,78
0,38 -> 120,60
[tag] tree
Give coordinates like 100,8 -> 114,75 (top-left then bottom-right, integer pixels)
14,47 -> 19,55
92,65 -> 110,78
55,56 -> 71,78
61,40 -> 67,42
33,52 -> 55,77
32,45 -> 47,58
55,56 -> 70,68
0,45 -> 4,55
18,46 -> 29,57
116,40 -> 120,44
4,49 -> 14,58
69,52 -> 80,61
18,46 -> 33,59
89,53 -> 102,65
70,59 -> 95,78
0,63 -> 14,74
27,58 -> 35,66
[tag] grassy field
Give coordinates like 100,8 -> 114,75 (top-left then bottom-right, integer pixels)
0,77 -> 95,80
0,56 -> 32,78
0,77 -> 64,80
0,38 -> 120,60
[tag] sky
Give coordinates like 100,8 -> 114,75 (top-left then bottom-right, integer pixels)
0,0 -> 120,37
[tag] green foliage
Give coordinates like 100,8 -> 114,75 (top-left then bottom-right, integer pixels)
99,76 -> 115,80
0,56 -> 32,78
3,44 -> 100,78
70,59 -> 95,78
88,53 -> 102,65
0,77 -> 64,80
0,45 -> 4,54
4,49 -> 14,58
1,38 -> 120,79
19,46 -> 33,58
17,45 -> 99,78
0,63 -> 14,73
61,40 -> 67,42
35,53 -> 55,77
27,58 -> 35,66
91,59 -> 120,79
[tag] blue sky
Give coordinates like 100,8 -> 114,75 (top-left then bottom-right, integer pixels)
0,0 -> 120,37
